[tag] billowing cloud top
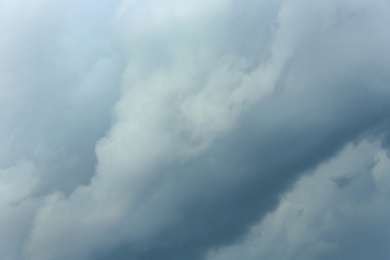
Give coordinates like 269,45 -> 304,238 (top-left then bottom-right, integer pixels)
1,0 -> 390,259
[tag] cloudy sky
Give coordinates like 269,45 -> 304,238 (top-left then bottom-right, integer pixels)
1,0 -> 390,259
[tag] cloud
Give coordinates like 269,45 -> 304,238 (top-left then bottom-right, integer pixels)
1,0 -> 390,260
206,141 -> 390,260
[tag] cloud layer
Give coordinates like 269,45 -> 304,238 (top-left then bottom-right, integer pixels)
1,0 -> 390,259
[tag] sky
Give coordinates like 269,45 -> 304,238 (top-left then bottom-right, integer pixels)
1,0 -> 390,259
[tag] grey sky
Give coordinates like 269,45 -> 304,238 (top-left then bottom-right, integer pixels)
1,0 -> 390,259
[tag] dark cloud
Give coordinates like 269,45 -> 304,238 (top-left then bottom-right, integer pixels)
208,141 -> 390,260
94,74 -> 390,259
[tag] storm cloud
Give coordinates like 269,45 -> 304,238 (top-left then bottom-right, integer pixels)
1,0 -> 390,259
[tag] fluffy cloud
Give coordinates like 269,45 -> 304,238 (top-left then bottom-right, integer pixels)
1,0 -> 390,260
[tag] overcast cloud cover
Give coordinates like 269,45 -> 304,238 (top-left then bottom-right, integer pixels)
1,0 -> 390,259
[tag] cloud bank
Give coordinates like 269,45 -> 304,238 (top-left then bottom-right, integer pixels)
1,0 -> 390,259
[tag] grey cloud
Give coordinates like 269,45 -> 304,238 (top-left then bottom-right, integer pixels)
94,75 -> 390,260
207,141 -> 390,260
1,0 -> 390,260
331,174 -> 356,189
0,2 -> 122,258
